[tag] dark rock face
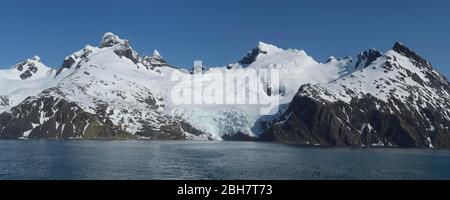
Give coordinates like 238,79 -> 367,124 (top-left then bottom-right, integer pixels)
114,44 -> 140,64
262,92 -> 361,146
355,49 -> 383,69
136,119 -> 184,140
263,86 -> 450,147
15,62 -> 25,71
0,86 -> 209,140
239,45 -> 269,65
13,61 -> 40,80
179,120 -> 210,138
56,56 -> 76,75
239,48 -> 261,65
0,89 -> 132,139
28,62 -> 38,73
393,42 -> 431,69
135,118 -> 209,140
143,54 -> 170,69
0,96 -> 9,106
262,43 -> 450,148
19,70 -> 33,80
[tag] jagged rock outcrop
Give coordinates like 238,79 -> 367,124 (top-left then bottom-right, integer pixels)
99,33 -> 140,64
355,49 -> 383,69
142,50 -> 171,70
11,55 -> 50,80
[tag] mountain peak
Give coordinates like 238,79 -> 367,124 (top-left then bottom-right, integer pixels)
12,56 -> 42,69
393,42 -> 406,51
10,56 -> 51,80
100,32 -> 140,63
239,42 -> 283,65
100,32 -> 128,48
31,55 -> 41,62
392,42 -> 431,69
257,41 -> 282,54
143,50 -> 169,68
152,50 -> 162,58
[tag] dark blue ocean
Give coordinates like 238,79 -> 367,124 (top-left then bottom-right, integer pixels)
1,140 -> 450,180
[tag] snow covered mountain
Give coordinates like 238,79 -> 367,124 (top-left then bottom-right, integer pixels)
228,41 -> 351,99
0,56 -> 56,113
0,33 -> 351,140
0,33 -> 209,139
262,42 -> 450,148
1,33 -> 449,147
170,41 -> 352,139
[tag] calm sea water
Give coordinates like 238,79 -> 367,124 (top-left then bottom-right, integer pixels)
0,140 -> 450,180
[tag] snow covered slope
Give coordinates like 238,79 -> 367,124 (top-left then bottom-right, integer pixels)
2,33 -> 214,139
171,41 -> 353,139
229,41 -> 352,102
263,42 -> 450,148
0,56 -> 55,113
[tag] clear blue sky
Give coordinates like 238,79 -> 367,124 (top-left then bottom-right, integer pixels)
0,0 -> 449,77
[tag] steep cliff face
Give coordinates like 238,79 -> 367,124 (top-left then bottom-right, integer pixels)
263,43 -> 450,148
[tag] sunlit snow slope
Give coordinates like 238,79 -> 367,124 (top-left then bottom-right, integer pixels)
0,56 -> 56,113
